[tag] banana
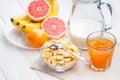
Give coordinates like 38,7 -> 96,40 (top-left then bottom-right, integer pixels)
10,0 -> 59,33
10,13 -> 42,33
48,0 -> 59,16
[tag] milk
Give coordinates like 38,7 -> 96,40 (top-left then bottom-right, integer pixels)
69,18 -> 103,49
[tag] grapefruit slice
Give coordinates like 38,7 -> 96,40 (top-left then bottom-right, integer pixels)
27,0 -> 51,21
42,16 -> 66,39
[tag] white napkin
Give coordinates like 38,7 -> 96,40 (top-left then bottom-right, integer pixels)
30,51 -> 90,80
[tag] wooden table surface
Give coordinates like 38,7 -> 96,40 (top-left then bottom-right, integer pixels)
0,0 -> 120,80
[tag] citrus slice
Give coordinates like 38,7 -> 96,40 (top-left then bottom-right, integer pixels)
42,16 -> 66,39
27,0 -> 51,21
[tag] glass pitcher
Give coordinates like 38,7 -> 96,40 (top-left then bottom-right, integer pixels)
68,0 -> 112,49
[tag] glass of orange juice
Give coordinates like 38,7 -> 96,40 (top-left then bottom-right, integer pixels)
86,31 -> 116,72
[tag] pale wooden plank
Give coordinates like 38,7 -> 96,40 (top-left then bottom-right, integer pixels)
17,0 -> 29,11
0,35 -> 42,80
0,0 -> 24,23
0,19 -> 42,80
0,0 -> 42,79
0,68 -> 7,80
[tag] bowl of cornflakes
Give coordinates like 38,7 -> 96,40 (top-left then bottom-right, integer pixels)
41,38 -> 80,72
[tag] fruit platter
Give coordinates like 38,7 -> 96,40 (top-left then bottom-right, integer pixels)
4,0 -> 72,49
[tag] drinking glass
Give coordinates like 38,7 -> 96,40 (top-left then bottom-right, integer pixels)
86,31 -> 116,71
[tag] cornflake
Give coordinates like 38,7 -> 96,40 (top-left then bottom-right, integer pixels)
42,38 -> 80,66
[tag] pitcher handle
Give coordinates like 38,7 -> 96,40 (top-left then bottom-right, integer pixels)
98,2 -> 112,31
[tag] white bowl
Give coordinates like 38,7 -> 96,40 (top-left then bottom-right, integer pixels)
40,38 -> 80,72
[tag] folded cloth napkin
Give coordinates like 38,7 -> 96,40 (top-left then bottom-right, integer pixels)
30,51 -> 90,80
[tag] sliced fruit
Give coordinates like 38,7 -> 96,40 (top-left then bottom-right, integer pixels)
27,0 -> 51,21
26,29 -> 48,48
42,16 -> 66,39
10,13 -> 41,33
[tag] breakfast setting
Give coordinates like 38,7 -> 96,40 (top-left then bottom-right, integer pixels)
0,0 -> 120,80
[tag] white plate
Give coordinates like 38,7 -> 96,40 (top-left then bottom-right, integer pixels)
4,0 -> 73,49
4,22 -> 37,49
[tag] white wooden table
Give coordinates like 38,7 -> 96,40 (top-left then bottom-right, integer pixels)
0,0 -> 120,80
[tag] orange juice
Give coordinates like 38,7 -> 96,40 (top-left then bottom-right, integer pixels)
87,37 -> 114,70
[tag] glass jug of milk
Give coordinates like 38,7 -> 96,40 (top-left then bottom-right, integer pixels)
68,0 -> 112,49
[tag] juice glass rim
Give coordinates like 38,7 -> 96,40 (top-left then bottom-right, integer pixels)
86,31 -> 117,51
